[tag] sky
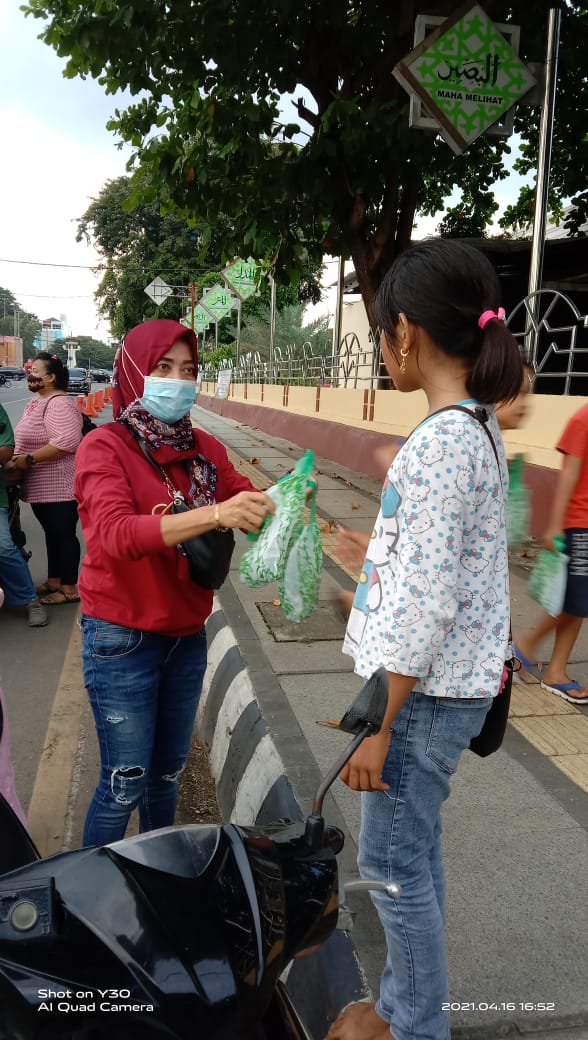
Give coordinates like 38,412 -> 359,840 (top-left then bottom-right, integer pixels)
1,0 -> 130,341
1,0 -> 536,342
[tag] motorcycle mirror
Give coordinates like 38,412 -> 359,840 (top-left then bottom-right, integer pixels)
304,668 -> 390,850
337,667 -> 389,736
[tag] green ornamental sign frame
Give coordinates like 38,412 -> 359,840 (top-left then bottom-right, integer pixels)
221,257 -> 260,302
200,285 -> 236,322
393,2 -> 536,154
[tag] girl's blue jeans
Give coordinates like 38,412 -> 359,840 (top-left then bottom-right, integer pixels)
81,615 -> 208,847
359,691 -> 491,1040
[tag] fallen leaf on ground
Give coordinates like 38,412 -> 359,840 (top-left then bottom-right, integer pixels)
249,457 -> 260,464
272,598 -> 281,606
321,521 -> 334,534
351,502 -> 360,510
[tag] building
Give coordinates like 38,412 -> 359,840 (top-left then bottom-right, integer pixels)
0,336 -> 24,366
34,317 -> 65,352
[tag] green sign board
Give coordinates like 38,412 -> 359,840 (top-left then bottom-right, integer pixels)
221,257 -> 260,301
393,3 -> 535,154
180,303 -> 214,334
200,285 -> 236,322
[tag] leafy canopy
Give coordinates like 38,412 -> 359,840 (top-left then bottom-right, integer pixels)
25,0 -> 588,308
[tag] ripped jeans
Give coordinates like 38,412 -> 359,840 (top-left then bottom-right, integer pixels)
80,615 -> 208,847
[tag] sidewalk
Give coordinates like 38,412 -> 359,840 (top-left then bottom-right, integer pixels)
192,404 -> 588,1040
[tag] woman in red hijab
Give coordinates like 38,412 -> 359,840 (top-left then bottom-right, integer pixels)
75,319 -> 273,846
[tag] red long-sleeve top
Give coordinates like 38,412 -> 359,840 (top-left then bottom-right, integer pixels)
74,424 -> 255,636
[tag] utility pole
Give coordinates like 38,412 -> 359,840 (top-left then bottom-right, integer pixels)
188,282 -> 198,331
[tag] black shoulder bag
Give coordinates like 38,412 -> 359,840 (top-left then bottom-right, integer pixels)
122,423 -> 235,591
435,405 -> 516,757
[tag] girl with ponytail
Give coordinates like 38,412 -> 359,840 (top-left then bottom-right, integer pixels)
328,239 -> 522,1040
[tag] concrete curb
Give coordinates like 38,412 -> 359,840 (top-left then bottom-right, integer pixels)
196,597 -> 372,1036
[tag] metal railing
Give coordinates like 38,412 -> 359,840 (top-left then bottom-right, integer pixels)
201,290 -> 588,395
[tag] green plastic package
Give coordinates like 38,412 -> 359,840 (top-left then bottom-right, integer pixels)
240,450 -> 315,589
279,480 -> 323,622
528,535 -> 569,617
506,454 -> 529,548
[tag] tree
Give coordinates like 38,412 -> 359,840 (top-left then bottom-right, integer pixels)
225,304 -> 332,360
0,288 -> 41,360
26,0 -> 588,315
77,177 -> 323,338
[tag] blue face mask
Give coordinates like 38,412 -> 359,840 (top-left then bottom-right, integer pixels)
140,376 -> 197,424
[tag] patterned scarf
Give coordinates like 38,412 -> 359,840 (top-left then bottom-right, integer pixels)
119,400 -> 218,508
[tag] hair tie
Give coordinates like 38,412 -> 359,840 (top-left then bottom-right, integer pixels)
478,307 -> 506,330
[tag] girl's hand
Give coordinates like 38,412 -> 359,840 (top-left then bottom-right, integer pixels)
217,491 -> 275,534
339,729 -> 391,792
335,526 -> 371,571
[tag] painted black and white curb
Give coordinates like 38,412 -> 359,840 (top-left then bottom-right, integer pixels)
196,597 -> 372,1037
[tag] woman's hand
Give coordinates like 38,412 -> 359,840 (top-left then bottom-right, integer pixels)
541,528 -> 563,553
5,455 -> 29,474
339,729 -> 391,792
335,525 -> 371,572
217,491 -> 275,534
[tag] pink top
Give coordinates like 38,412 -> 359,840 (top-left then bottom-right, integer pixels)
14,394 -> 83,503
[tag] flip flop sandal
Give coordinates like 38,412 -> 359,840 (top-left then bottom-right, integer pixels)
513,644 -> 543,683
541,680 -> 588,704
39,590 -> 81,606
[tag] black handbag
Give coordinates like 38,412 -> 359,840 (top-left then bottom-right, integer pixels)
124,425 -> 235,591
432,405 -> 514,757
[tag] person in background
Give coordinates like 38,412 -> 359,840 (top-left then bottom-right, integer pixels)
0,402 -> 47,626
7,353 -> 83,605
327,238 -> 522,1040
514,400 -> 588,704
75,319 -> 274,846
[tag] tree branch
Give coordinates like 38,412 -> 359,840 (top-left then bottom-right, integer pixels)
296,98 -> 319,128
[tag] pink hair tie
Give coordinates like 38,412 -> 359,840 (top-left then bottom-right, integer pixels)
478,307 -> 506,330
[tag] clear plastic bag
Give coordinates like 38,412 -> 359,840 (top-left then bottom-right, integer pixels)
506,455 -> 529,548
279,480 -> 323,622
528,535 -> 569,617
240,450 -> 315,589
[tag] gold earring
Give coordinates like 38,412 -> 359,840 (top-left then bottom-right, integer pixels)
399,344 -> 409,374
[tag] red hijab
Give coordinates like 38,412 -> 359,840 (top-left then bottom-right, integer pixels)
112,319 -> 198,419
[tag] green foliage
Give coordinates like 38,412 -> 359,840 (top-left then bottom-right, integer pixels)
76,177 -> 322,337
24,0 -> 588,310
0,287 -> 41,359
437,205 -> 489,239
229,303 -> 331,360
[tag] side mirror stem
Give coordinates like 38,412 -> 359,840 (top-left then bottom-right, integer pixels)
304,724 -> 373,849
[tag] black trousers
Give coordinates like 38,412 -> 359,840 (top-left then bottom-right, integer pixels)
31,500 -> 81,585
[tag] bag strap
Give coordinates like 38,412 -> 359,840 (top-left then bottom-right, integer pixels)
109,421 -> 181,501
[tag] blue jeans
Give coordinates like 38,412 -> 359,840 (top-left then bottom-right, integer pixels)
81,615 -> 208,846
0,506 -> 36,605
359,692 -> 491,1040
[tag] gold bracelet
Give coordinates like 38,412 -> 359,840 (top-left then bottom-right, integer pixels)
214,503 -> 221,527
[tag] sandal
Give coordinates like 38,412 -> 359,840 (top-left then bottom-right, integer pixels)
39,589 -> 81,605
512,644 -> 543,683
541,679 -> 588,704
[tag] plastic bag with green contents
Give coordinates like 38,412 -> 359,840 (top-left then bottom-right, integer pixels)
279,480 -> 322,622
240,450 -> 315,589
506,454 -> 529,548
528,535 -> 569,617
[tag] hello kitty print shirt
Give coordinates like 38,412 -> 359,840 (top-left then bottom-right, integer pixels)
343,406 -> 510,698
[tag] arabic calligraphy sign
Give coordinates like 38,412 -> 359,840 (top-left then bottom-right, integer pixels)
393,3 -> 536,154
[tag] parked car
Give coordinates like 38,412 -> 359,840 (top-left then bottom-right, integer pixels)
67,367 -> 91,394
0,373 -> 7,387
0,366 -> 26,381
90,368 -> 111,383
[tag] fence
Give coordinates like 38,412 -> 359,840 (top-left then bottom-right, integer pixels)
201,290 -> 588,395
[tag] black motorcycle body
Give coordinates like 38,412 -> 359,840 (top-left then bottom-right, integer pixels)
0,668 -> 390,1040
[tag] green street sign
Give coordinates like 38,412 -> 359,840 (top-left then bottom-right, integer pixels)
200,285 -> 236,322
181,303 -> 214,334
393,3 -> 536,154
221,257 -> 260,301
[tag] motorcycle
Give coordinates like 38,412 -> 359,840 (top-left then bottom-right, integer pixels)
0,668 -> 398,1040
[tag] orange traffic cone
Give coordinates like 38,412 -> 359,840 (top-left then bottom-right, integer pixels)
84,393 -> 98,419
94,389 -> 104,412
104,384 -> 112,403
76,394 -> 85,413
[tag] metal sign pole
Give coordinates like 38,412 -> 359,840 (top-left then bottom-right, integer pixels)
269,275 -> 277,371
526,7 -> 561,362
528,7 -> 561,300
332,257 -> 345,359
236,299 -> 242,364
